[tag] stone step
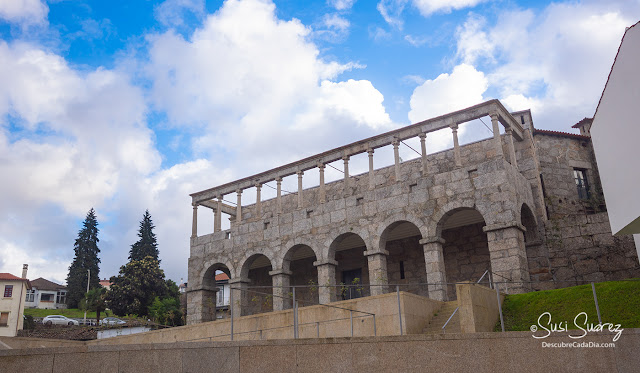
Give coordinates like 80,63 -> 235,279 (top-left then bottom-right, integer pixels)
423,301 -> 460,334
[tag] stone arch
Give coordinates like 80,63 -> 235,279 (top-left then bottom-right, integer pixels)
437,206 -> 491,300
238,251 -> 275,280
433,200 -> 483,237
283,244 -> 319,307
238,253 -> 274,316
328,231 -> 370,300
379,220 -> 428,297
520,203 -> 539,243
326,228 -> 370,261
202,262 -> 233,290
277,237 -> 322,271
376,212 -> 427,252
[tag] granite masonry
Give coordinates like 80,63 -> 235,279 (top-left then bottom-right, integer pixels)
186,100 -> 640,325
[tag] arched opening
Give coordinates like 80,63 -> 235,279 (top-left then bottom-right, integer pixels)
202,263 -> 231,321
439,208 -> 490,300
240,254 -> 273,316
522,203 -> 550,289
381,221 -> 427,297
330,233 -> 369,300
284,245 -> 319,308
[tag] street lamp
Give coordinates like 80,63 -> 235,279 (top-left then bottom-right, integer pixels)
83,269 -> 90,325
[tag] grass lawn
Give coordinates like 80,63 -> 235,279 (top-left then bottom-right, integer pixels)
24,308 -> 116,319
499,279 -> 640,331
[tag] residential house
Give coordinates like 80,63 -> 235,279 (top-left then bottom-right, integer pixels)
25,278 -> 67,310
0,265 -> 30,337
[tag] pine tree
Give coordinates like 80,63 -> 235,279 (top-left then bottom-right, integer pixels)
128,210 -> 159,262
66,208 -> 101,308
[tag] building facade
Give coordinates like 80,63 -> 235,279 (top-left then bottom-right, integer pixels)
186,100 -> 640,325
0,265 -> 30,337
24,278 -> 67,310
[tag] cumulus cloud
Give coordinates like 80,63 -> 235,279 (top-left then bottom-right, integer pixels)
454,2 -> 638,129
412,0 -> 486,17
315,13 -> 351,42
0,0 -> 48,26
154,0 -> 205,28
328,0 -> 356,11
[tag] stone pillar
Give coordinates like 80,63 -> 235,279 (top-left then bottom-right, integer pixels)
343,155 -> 350,194
255,183 -> 262,218
419,133 -> 427,175
490,113 -> 504,159
269,270 -> 292,311
367,148 -> 375,189
505,126 -> 518,168
420,237 -> 447,301
229,278 -> 250,318
236,190 -> 242,223
186,288 -> 218,325
392,138 -> 400,181
483,223 -> 530,294
317,163 -> 326,204
365,250 -> 389,296
275,177 -> 282,213
214,196 -> 222,233
314,259 -> 338,304
297,171 -> 304,209
451,124 -> 462,168
191,204 -> 198,238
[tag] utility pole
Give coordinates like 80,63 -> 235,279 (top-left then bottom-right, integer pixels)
83,269 -> 90,325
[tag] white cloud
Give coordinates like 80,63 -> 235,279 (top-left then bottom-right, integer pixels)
0,0 -> 48,26
454,2 -> 639,129
404,34 -> 427,47
412,0 -> 485,17
316,13 -> 350,42
369,26 -> 391,42
328,0 -> 356,11
154,0 -> 205,28
377,0 -> 407,29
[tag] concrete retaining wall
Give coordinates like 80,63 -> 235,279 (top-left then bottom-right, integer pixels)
0,330 -> 637,373
456,283 -> 505,333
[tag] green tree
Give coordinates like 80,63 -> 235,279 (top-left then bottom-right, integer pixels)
105,256 -> 167,317
128,210 -> 159,262
81,287 -> 107,324
149,296 -> 183,326
66,208 -> 101,308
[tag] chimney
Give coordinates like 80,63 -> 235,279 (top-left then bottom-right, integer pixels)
22,264 -> 28,279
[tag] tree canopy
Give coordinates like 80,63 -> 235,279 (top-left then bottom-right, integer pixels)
128,210 -> 159,262
66,208 -> 101,308
105,256 -> 167,317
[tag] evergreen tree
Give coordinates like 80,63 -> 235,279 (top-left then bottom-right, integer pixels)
105,256 -> 167,316
128,210 -> 159,262
66,208 -> 101,308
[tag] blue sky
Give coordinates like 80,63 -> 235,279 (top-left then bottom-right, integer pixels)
1,0 -> 638,285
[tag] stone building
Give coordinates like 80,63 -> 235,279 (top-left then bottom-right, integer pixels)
186,99 -> 640,325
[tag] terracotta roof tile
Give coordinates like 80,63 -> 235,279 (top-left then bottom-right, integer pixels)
533,129 -> 591,140
572,117 -> 593,128
215,273 -> 229,281
31,277 -> 65,291
0,273 -> 25,281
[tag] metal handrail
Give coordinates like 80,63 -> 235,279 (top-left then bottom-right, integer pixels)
442,269 -> 492,333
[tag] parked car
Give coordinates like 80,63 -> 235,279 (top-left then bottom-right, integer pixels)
43,315 -> 79,326
100,317 -> 126,326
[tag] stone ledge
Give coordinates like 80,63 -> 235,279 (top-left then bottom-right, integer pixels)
482,222 -> 526,233
419,237 -> 445,245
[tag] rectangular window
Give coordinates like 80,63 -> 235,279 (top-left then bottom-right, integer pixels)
3,285 -> 13,298
0,312 -> 8,326
574,169 -> 590,200
399,261 -> 405,280
25,290 -> 35,302
56,291 -> 66,304
40,293 -> 54,302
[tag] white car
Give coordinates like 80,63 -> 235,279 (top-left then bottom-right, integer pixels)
99,317 -> 126,326
43,315 -> 79,326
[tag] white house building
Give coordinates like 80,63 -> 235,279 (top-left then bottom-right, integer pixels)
0,265 -> 30,337
25,278 -> 67,310
591,20 -> 640,262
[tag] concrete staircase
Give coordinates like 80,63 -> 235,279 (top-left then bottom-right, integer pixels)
422,301 -> 460,334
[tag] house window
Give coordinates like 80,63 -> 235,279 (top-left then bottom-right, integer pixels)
0,312 -> 8,326
574,169 -> 590,200
25,290 -> 35,302
3,285 -> 13,298
40,293 -> 54,302
56,291 -> 66,304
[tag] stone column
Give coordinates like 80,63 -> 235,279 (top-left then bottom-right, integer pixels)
186,288 -> 218,324
367,148 -> 375,189
392,138 -> 400,181
343,155 -> 350,194
419,133 -> 427,175
365,249 -> 389,296
297,171 -> 304,209
191,204 -> 198,238
490,113 -> 504,159
214,196 -> 222,233
236,190 -> 242,223
420,237 -> 448,301
505,126 -> 518,168
269,270 -> 292,311
314,259 -> 338,304
275,177 -> 282,213
317,163 -> 326,204
255,183 -> 262,218
451,124 -> 462,168
483,223 -> 530,294
229,278 -> 250,318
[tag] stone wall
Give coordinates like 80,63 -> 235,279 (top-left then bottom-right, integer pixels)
443,223 -> 491,300
385,236 -> 428,297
